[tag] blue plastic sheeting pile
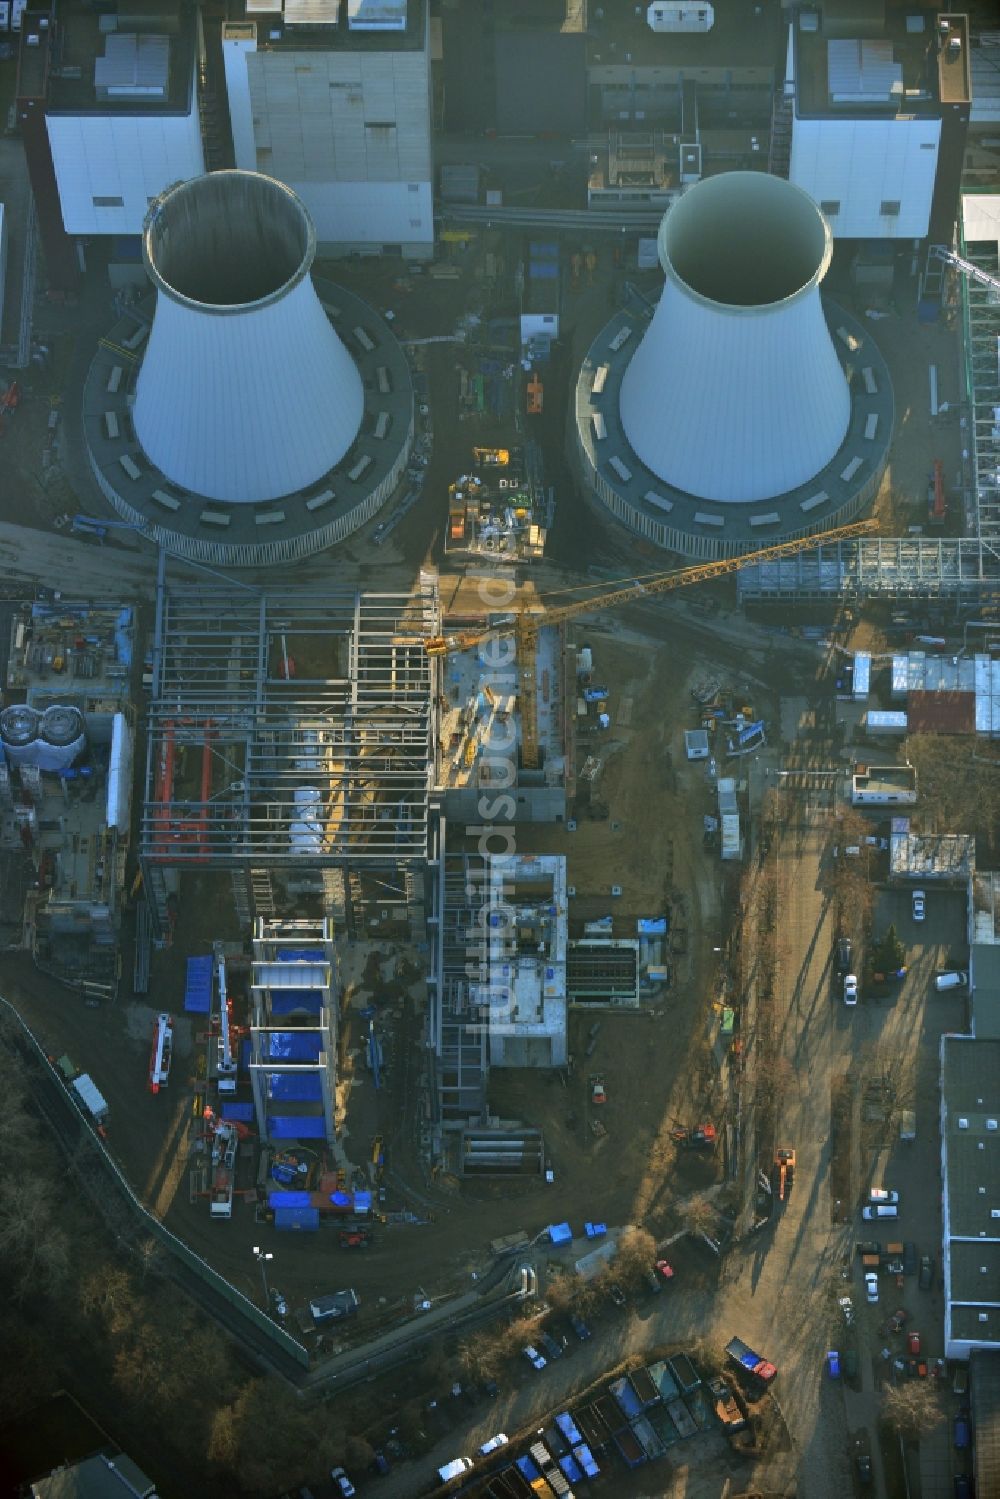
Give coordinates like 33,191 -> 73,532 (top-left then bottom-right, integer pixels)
184,954 -> 212,1013
266,1032 -> 321,1061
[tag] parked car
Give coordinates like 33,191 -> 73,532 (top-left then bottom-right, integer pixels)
865,1272 -> 880,1304
868,1189 -> 900,1204
537,1331 -> 563,1362
936,971 -> 968,991
437,1458 -> 473,1483
826,1350 -> 841,1378
904,1241 -> 917,1276
569,1313 -> 592,1341
479,1434 -> 509,1457
856,1239 -> 881,1257
844,973 -> 859,1006
655,1259 -> 676,1282
954,1411 -> 971,1449
522,1345 -> 546,1371
836,936 -> 853,974
608,1281 -> 627,1307
912,889 -> 926,922
908,1332 -> 922,1355
920,1255 -> 934,1291
863,1204 -> 898,1220
330,1469 -> 356,1498
954,1475 -> 972,1498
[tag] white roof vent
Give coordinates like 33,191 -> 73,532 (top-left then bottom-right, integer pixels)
959,1117 -> 970,1129
988,1119 -> 998,1130
992,1209 -> 1000,1219
646,2 -> 714,34
980,1312 -> 990,1322
983,1266 -> 989,1273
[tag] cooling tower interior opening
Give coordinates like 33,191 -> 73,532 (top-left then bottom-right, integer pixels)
661,173 -> 832,308
144,173 -> 314,309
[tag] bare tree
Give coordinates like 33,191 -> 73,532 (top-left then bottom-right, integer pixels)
613,1227 -> 657,1285
680,1195 -> 719,1238
881,1382 -> 945,1442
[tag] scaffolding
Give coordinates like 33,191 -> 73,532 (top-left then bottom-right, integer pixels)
140,575 -> 438,934
738,535 -> 1000,603
958,229 -> 1000,542
249,916 -> 337,1148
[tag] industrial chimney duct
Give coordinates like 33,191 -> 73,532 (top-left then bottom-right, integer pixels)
133,171 -> 365,505
619,172 -> 850,505
144,171 -> 316,311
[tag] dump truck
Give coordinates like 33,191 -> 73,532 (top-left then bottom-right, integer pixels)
726,1335 -> 777,1384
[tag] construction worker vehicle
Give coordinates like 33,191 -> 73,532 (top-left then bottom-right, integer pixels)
670,1122 -> 717,1150
774,1146 -> 796,1203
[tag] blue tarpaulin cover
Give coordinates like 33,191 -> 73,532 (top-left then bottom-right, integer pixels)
330,1191 -> 351,1207
268,1190 -> 312,1208
240,1040 -> 251,1072
268,989 -> 323,1015
277,949 -> 320,962
266,1032 -> 321,1061
268,1073 -> 322,1101
549,1221 -> 572,1245
353,1191 -> 372,1213
184,955 -> 212,1013
221,1102 -> 254,1122
268,1116 -> 327,1139
637,918 -> 668,936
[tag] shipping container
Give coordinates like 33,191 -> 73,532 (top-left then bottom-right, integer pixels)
613,1426 -> 646,1468
610,1376 -> 642,1420
667,1353 -> 700,1394
631,1415 -> 666,1459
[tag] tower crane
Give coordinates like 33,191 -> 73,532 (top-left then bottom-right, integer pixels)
424,518 -> 879,768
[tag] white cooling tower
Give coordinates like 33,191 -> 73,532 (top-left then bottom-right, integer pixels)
132,172 -> 365,505
619,173 -> 851,505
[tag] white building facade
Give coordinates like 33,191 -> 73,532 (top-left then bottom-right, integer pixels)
221,0 -> 433,258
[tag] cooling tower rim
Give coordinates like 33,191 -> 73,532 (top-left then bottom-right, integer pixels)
142,171 -> 317,316
658,173 -> 834,315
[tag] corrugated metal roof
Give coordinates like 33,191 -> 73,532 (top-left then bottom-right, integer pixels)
907,690 -> 977,735
972,1350 -> 1000,1496
95,32 -> 170,99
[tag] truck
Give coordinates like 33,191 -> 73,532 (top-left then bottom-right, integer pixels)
725,1335 -> 777,1384
55,1055 -> 109,1133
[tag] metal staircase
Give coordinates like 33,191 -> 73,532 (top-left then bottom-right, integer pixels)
768,93 -> 793,179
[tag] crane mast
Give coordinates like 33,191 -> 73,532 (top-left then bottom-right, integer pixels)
425,517 -> 878,766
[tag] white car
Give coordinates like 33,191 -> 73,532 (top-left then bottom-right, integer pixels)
522,1344 -> 547,1370
912,889 -> 926,922
865,1272 -> 879,1304
868,1188 -> 899,1204
479,1433 -> 509,1456
844,973 -> 858,1007
331,1469 -> 356,1498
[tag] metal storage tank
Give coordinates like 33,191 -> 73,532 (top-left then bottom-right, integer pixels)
619,172 -> 851,504
37,705 -> 87,771
132,171 -> 365,504
0,705 -> 41,765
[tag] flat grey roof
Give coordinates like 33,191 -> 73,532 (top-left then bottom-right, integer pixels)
942,1037 -> 1000,1241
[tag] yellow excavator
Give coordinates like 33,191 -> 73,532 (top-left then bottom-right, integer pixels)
424,518 -> 878,767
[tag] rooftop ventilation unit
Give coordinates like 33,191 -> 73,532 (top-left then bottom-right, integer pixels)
618,173 -> 850,505
647,2 -> 714,33
133,172 -> 364,504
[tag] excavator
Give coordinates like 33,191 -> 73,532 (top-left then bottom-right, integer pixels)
423,517 -> 879,767
774,1146 -> 796,1203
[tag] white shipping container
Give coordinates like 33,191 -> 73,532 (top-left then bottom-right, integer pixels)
852,651 -> 871,701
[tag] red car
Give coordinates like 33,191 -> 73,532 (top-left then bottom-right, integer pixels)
655,1260 -> 675,1281
907,1332 -> 921,1355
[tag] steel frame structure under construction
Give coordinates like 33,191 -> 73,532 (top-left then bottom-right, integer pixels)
141,576 -> 438,936
738,534 -> 1000,602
